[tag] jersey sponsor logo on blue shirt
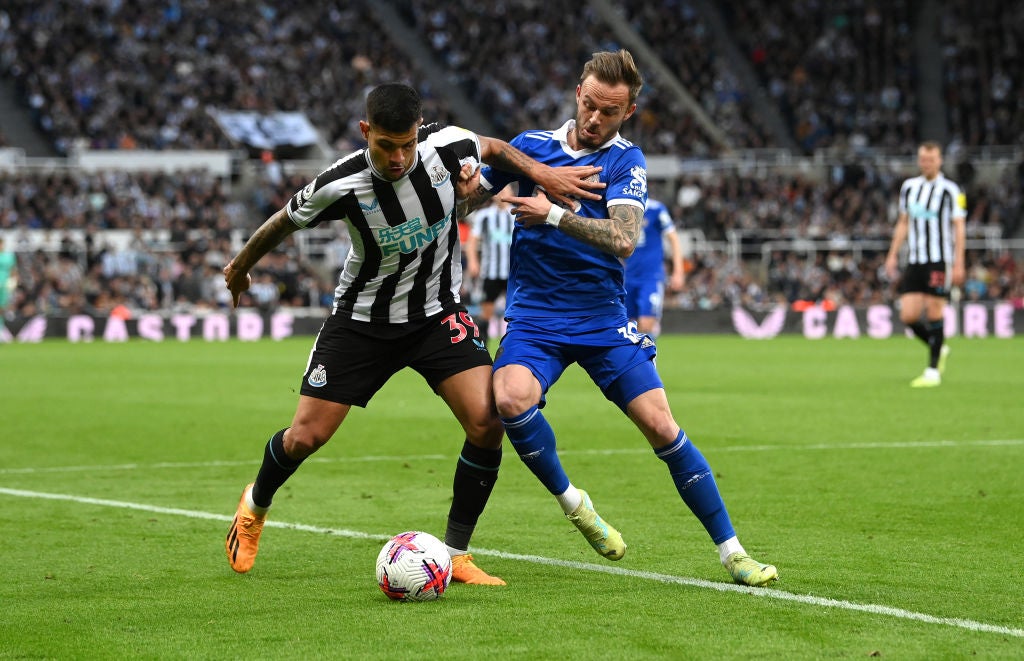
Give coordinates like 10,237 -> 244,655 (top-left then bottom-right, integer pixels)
621,165 -> 647,199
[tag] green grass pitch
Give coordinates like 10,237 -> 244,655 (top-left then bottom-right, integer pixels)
1,334 -> 1022,659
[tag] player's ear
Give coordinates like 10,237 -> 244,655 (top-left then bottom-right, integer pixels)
623,103 -> 637,122
359,120 -> 370,141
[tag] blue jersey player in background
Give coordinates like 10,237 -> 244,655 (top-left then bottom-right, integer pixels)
473,50 -> 777,586
624,198 -> 685,336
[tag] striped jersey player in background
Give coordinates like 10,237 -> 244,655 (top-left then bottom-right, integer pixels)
885,141 -> 967,388
222,83 -> 604,585
465,194 -> 515,348
469,50 -> 778,587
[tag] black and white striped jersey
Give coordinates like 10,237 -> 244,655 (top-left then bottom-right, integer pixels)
468,202 -> 514,280
286,124 -> 481,323
897,173 -> 966,265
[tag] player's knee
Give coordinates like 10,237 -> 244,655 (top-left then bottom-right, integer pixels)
493,367 -> 541,418
283,425 -> 332,459
651,421 -> 682,447
465,415 -> 504,449
460,403 -> 504,446
493,383 -> 536,419
494,391 -> 532,419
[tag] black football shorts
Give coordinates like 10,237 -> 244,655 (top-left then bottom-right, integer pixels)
900,262 -> 949,297
299,306 -> 492,407
480,278 -> 508,303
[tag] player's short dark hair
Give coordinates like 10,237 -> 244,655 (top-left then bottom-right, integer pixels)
581,49 -> 644,105
366,83 -> 423,133
919,140 -> 943,154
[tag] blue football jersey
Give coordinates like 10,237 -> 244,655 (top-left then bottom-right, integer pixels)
480,120 -> 647,318
625,198 -> 674,282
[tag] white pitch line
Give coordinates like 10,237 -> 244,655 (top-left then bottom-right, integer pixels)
0,454 -> 450,475
0,486 -> 1021,640
1,439 -> 1021,476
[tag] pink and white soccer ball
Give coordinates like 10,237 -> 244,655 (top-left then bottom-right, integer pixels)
375,531 -> 452,601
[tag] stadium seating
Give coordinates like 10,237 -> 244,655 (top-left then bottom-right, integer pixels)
0,1 -> 1021,320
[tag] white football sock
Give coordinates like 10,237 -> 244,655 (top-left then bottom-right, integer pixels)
717,536 -> 745,564
244,488 -> 270,516
556,484 -> 583,514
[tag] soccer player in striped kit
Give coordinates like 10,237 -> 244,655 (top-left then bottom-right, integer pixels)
223,83 -> 604,585
465,195 -> 515,348
885,141 -> 967,388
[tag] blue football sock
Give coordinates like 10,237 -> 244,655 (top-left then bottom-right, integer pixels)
655,431 -> 736,544
501,406 -> 570,495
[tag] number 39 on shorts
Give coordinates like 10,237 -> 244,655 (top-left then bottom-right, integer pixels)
442,312 -> 480,344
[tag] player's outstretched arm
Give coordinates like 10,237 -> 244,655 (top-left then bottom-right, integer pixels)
478,135 -> 605,207
224,207 -> 300,308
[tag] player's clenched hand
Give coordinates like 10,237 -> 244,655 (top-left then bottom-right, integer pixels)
455,162 -> 481,200
223,260 -> 252,308
542,165 -> 604,207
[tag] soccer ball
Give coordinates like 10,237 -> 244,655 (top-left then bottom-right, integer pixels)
375,531 -> 452,601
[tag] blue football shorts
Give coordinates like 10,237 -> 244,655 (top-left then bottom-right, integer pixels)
493,314 -> 662,412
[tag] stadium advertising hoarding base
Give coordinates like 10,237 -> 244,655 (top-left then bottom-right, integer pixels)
0,304 -> 1020,343
709,303 -> 1020,339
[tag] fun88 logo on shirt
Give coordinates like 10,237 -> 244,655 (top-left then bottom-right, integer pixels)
621,165 -> 647,200
378,212 -> 453,256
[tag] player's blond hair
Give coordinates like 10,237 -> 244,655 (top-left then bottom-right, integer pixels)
581,49 -> 643,105
919,140 -> 943,155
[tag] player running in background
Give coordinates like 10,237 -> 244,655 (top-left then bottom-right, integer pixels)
223,83 -> 603,585
465,194 -> 515,349
885,141 -> 966,388
624,198 -> 684,336
467,50 -> 777,586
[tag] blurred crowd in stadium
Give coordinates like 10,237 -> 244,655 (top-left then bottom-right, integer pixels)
0,0 -> 1022,321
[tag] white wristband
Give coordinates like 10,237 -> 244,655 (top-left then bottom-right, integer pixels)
545,205 -> 565,228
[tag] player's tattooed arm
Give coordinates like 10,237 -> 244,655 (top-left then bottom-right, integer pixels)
223,207 -> 300,307
458,183 -> 493,217
557,203 -> 643,259
230,208 -> 299,272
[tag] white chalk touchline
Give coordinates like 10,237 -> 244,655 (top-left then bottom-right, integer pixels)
1,439 -> 1021,475
0,486 -> 1021,640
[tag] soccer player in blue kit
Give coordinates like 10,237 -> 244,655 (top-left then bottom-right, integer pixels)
471,50 -> 777,586
625,198 -> 685,336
